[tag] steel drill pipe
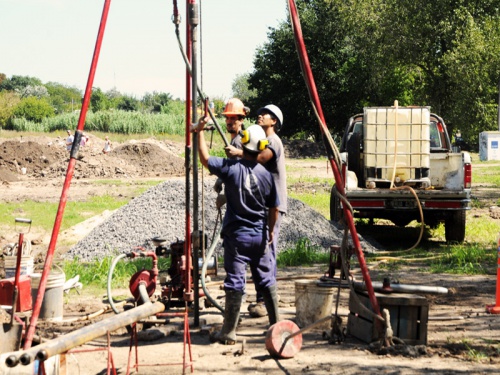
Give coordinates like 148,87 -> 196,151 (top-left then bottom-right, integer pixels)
7,300 -> 165,367
37,301 -> 165,363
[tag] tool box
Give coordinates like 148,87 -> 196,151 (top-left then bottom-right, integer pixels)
347,290 -> 428,345
0,275 -> 32,312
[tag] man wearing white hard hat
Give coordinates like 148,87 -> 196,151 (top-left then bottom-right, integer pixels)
248,104 -> 287,318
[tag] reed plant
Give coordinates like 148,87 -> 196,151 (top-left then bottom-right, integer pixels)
9,110 -> 188,135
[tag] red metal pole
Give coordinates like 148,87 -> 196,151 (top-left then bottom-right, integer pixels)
287,0 -> 381,318
13,232 -> 24,288
24,0 -> 112,350
9,232 -> 25,324
183,0 -> 193,303
486,236 -> 500,314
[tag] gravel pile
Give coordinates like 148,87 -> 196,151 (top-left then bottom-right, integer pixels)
67,178 -> 378,260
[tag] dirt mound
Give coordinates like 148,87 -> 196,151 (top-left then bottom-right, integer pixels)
0,140 -> 66,180
0,137 -> 185,181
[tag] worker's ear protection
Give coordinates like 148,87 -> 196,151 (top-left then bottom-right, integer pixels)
258,139 -> 269,151
240,129 -> 250,144
240,127 -> 268,152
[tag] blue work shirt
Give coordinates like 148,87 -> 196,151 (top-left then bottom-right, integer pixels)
208,156 -> 279,238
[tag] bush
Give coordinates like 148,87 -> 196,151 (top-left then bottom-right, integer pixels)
0,92 -> 20,129
11,96 -> 55,124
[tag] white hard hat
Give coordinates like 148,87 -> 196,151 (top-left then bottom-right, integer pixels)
240,125 -> 269,153
257,104 -> 283,132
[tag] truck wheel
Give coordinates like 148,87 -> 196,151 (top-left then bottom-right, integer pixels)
445,210 -> 466,243
330,185 -> 341,222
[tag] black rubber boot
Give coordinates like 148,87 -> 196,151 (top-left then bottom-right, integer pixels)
261,284 -> 280,326
210,289 -> 243,345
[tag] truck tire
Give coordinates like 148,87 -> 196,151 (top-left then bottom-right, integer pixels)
330,185 -> 342,223
444,210 -> 466,243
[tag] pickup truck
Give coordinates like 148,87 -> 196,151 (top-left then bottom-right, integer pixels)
331,106 -> 472,243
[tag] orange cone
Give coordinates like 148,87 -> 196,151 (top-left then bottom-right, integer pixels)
486,237 -> 500,314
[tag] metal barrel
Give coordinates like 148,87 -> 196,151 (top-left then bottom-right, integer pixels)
8,299 -> 165,367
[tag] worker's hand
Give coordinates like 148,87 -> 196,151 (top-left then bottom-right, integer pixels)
191,116 -> 210,132
268,231 -> 274,246
198,116 -> 209,131
225,145 -> 242,158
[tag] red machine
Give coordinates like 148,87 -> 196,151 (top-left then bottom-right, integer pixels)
0,276 -> 32,312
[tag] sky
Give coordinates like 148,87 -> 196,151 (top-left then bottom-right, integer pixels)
1,0 -> 289,100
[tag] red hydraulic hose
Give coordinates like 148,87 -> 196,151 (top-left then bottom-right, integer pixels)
287,0 -> 381,320
24,0 -> 112,350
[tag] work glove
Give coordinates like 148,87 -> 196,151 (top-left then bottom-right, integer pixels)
216,193 -> 227,209
214,177 -> 224,194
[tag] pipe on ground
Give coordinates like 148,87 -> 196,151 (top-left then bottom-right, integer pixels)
354,281 -> 448,294
6,290 -> 164,367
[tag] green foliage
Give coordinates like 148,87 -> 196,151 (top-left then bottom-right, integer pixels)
11,96 -> 55,123
471,164 -> 500,187
0,75 -> 42,92
142,91 -> 173,113
18,85 -> 49,99
90,87 -> 110,112
116,95 -> 140,112
277,238 -> 328,267
61,256 -> 171,289
289,190 -> 330,219
429,243 -> 495,275
211,97 -> 226,116
8,110 -> 186,135
45,82 -> 82,114
0,91 -> 20,128
248,0 -> 500,147
0,195 -> 129,232
162,99 -> 185,116
231,73 -> 258,103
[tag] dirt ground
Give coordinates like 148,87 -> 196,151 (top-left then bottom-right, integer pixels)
1,134 -> 500,374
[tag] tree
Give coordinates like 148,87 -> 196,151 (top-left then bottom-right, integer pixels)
19,85 -> 49,99
12,96 -> 55,123
231,73 -> 257,103
248,0 -> 500,146
211,96 -> 226,116
371,0 -> 500,146
249,0 -> 367,139
0,91 -> 20,128
142,91 -> 173,113
90,88 -> 109,112
117,95 -> 139,112
45,82 -> 82,113
0,75 -> 42,92
439,11 -> 500,144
